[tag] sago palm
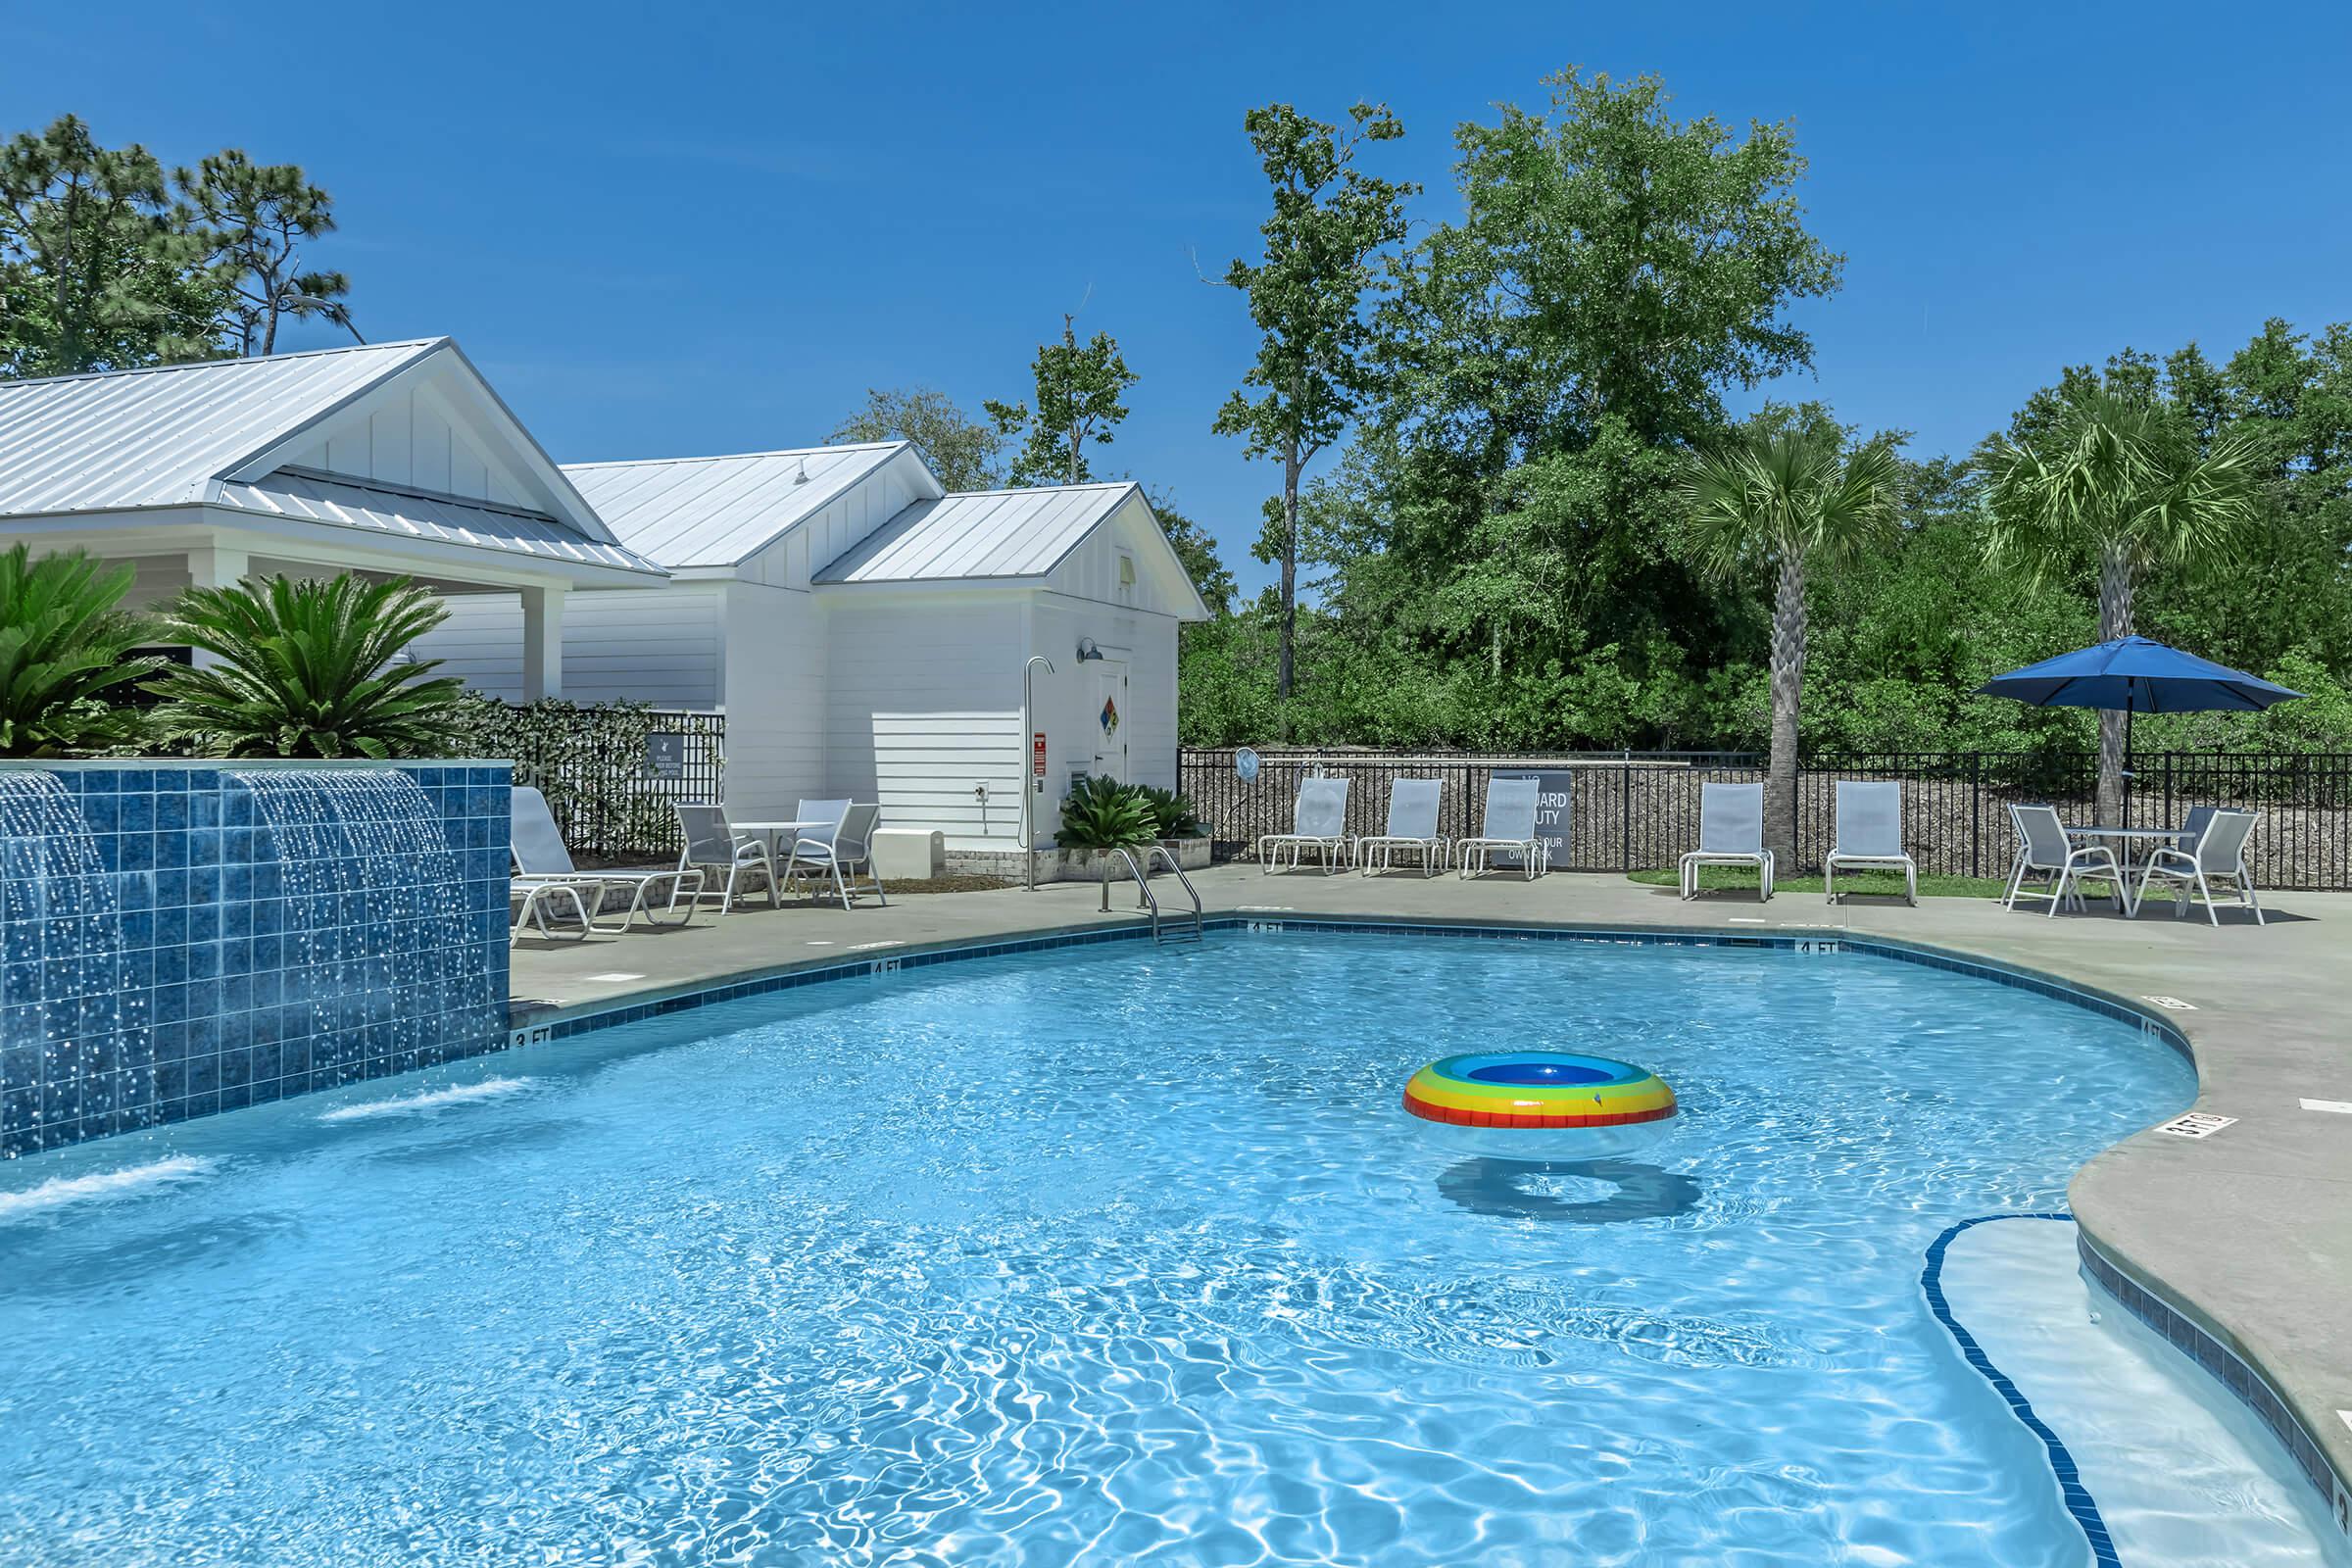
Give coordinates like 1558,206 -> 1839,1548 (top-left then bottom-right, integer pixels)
1980,386 -> 2264,823
0,543 -> 162,757
147,573 -> 468,760
1678,426 -> 1904,866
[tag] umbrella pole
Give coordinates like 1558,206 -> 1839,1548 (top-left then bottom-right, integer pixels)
2124,701 -> 2134,829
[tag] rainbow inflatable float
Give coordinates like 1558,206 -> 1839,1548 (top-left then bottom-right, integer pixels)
1403,1051 -> 1678,1157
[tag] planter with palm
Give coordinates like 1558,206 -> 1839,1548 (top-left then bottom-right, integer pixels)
146,574 -> 469,759
0,544 -> 163,757
1054,774 -> 1159,911
1678,423 -> 1904,868
1980,386 -> 2264,823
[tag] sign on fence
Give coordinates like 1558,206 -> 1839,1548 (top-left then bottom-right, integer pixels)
1489,771 -> 1575,869
1532,771 -> 1575,868
644,733 -> 686,781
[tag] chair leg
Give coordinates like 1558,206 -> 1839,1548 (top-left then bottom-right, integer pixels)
2196,870 -> 2218,927
2243,875 -> 2264,926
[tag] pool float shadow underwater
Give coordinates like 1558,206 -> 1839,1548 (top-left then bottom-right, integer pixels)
1403,1050 -> 1678,1161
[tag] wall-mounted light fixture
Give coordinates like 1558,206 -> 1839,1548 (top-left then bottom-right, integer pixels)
1075,637 -> 1104,662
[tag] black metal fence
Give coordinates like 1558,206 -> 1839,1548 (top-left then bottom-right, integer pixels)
491,708 -> 725,858
1179,748 -> 2352,891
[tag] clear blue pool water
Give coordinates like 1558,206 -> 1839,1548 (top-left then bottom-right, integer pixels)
0,932 -> 2198,1566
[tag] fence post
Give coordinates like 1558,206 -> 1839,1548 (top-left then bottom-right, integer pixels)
1969,752 -> 1983,879
1618,751 -> 1631,871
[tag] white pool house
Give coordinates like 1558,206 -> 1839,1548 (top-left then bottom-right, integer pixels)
0,338 -> 1209,869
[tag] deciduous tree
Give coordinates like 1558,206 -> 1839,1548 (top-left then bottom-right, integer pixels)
1214,100 -> 1413,714
828,385 -> 1004,491
984,317 -> 1135,486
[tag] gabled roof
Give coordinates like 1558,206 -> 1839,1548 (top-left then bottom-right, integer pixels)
0,340 -> 444,515
814,482 -> 1141,585
563,443 -> 910,568
0,337 -> 657,581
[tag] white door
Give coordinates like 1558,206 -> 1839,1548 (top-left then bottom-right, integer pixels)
1090,662 -> 1128,783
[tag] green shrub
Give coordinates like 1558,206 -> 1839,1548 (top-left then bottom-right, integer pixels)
0,544 -> 162,757
1133,783 -> 1201,839
146,573 -> 468,759
1054,774 -> 1157,851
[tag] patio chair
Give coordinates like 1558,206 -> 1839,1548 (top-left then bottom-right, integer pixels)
2172,805 -> 2218,855
1359,778 -> 1446,876
784,801 -> 885,909
511,879 -> 595,947
2001,804 -> 2122,917
2134,808 -> 2265,926
673,803 -> 778,914
511,785 -> 703,936
1257,777 -> 1352,873
1679,782 -> 1773,901
1458,775 -> 1546,880
1823,781 -> 1917,905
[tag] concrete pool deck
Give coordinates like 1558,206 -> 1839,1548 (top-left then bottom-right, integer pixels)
509,867 -> 2352,1515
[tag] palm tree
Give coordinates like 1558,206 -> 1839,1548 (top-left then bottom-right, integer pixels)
146,573 -> 468,759
0,544 -> 162,757
1678,424 -> 1905,868
1980,386 -> 2265,824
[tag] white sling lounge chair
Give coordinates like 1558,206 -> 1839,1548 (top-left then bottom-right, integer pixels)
1359,778 -> 1446,876
1258,777 -> 1352,873
511,786 -> 703,936
1823,781 -> 1917,905
2001,804 -> 2122,917
1680,782 -> 1773,901
1458,775 -> 1546,880
674,804 -> 779,914
2134,808 -> 2264,926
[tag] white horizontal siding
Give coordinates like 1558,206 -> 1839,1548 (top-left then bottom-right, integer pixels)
411,586 -> 721,706
716,581 -> 826,817
824,598 -> 1025,841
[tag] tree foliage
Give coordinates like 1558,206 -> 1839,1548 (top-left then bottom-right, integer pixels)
1,115 -> 355,376
1215,100 -> 1414,708
1678,420 -> 1903,859
147,575 -> 469,760
0,544 -> 163,756
0,116 -> 223,376
828,385 -> 1004,492
1981,381 -> 2267,818
174,149 -> 352,355
984,316 -> 1136,486
1177,70 -> 2352,762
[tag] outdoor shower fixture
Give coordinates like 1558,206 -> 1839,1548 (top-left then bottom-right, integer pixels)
1020,656 -> 1055,892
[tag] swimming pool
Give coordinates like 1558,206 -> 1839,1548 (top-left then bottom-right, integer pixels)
0,930 -> 2206,1564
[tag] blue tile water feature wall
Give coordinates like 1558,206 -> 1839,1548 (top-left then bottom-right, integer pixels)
0,761 -> 511,1157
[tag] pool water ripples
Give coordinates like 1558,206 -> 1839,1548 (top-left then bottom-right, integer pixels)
0,933 -> 2198,1566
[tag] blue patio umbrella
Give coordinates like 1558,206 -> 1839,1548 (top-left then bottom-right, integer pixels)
1977,635 -> 2303,817
1977,635 -> 2303,714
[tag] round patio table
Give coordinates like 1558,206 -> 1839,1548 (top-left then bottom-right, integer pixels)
2063,825 -> 2181,916
730,820 -> 850,905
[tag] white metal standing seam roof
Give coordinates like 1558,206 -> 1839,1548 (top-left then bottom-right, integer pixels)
0,339 -> 444,516
214,470 -> 664,574
562,443 -> 908,567
813,482 -> 1138,584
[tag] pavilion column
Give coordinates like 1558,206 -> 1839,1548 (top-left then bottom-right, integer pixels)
183,545 -> 250,669
520,585 -> 565,702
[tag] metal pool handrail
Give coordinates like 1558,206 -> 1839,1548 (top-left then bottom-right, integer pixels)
1108,846 -> 1203,943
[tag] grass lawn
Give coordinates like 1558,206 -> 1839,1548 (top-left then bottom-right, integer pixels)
1624,866 -> 2117,901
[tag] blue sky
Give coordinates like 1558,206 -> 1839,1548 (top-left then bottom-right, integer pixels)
7,2 -> 2349,594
